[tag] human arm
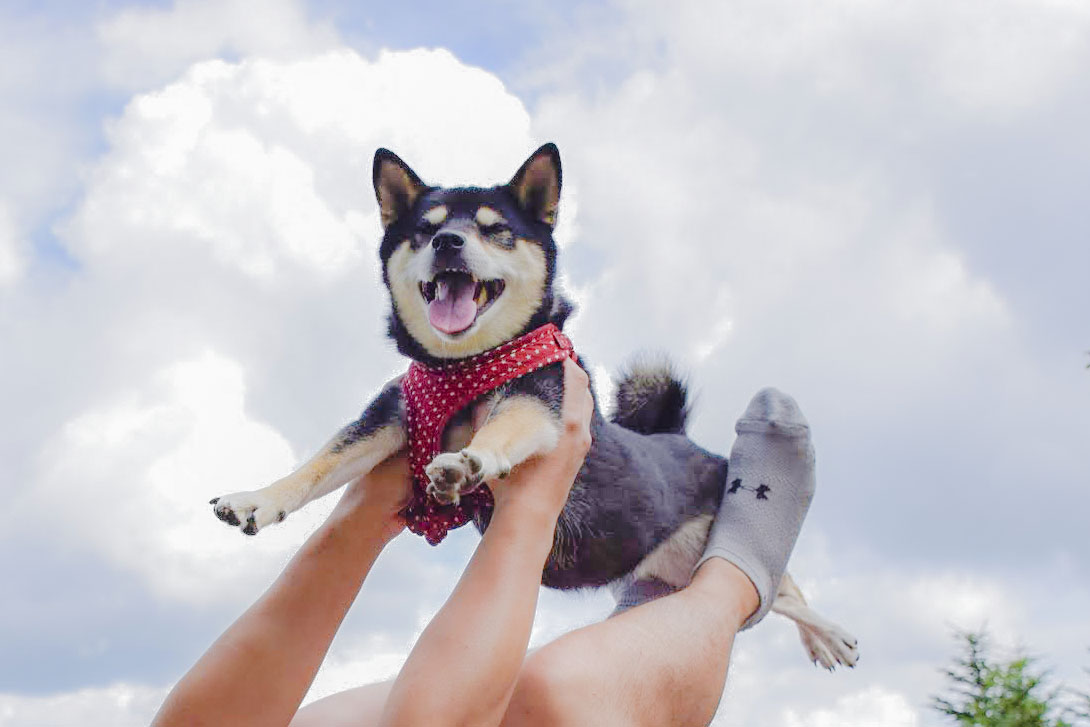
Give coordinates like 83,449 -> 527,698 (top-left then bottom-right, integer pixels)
152,454 -> 412,727
378,358 -> 593,727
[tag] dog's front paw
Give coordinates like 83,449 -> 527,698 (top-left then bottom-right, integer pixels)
425,449 -> 512,505
210,490 -> 291,535
425,451 -> 480,505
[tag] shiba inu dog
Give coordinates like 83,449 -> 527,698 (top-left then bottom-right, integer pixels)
210,144 -> 858,668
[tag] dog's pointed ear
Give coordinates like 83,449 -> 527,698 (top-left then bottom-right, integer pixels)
374,148 -> 427,228
508,143 -> 561,228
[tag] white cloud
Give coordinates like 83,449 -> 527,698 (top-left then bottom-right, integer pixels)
0,683 -> 167,727
523,0 -> 1089,522
66,48 -> 537,283
536,75 -> 1014,415
782,686 -> 920,727
904,573 -> 1021,643
572,0 -> 1090,119
0,8 -> 101,234
920,0 -> 1090,114
97,0 -> 340,92
0,201 -> 24,286
9,45 -> 543,607
23,351 -> 322,603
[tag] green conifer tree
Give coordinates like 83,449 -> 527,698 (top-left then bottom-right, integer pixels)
932,631 -> 1071,727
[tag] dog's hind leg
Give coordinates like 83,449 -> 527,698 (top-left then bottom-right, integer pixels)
212,378 -> 406,535
771,572 -> 859,670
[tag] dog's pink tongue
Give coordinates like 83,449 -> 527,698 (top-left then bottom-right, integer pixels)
429,278 -> 478,334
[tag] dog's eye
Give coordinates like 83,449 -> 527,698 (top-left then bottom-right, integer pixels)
416,221 -> 440,236
479,223 -> 508,235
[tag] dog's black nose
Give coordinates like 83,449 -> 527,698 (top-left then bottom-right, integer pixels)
431,232 -> 465,251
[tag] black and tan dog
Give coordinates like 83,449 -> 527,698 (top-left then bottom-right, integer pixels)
211,145 -> 858,668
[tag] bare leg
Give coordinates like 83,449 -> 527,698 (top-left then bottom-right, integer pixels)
503,558 -> 758,727
290,682 -> 392,727
506,386 -> 819,726
290,558 -> 753,727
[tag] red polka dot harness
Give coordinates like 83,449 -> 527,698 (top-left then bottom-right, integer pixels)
400,323 -> 578,545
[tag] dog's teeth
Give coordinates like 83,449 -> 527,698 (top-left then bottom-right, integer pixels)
437,281 -> 449,301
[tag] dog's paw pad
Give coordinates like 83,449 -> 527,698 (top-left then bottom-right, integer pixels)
466,449 -> 511,482
213,503 -> 242,526
462,450 -> 483,476
423,449 -> 507,504
799,623 -> 860,670
425,453 -> 466,505
211,491 -> 290,535
425,451 -> 492,505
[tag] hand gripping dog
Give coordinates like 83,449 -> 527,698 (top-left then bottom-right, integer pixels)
401,323 -> 577,544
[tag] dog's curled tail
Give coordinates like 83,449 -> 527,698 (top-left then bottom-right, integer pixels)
611,356 -> 690,435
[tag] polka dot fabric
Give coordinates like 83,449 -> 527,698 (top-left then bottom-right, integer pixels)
400,323 -> 578,545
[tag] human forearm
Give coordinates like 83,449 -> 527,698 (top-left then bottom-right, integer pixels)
379,502 -> 558,727
154,471 -> 407,727
380,360 -> 592,727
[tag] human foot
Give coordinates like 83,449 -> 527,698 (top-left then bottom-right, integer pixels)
694,387 -> 816,629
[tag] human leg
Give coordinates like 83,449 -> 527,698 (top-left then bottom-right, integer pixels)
288,560 -> 750,727
290,681 -> 392,727
289,563 -> 750,727
504,559 -> 756,727
505,387 -> 816,727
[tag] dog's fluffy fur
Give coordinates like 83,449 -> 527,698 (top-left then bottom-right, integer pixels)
210,144 -> 858,668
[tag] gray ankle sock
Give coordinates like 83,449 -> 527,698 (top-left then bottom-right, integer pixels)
693,387 -> 816,630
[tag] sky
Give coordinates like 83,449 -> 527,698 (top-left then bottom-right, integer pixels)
1,0 -> 1088,725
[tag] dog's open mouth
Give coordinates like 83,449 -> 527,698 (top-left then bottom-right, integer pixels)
419,271 -> 505,336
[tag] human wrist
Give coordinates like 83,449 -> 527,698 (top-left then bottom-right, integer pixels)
489,449 -> 581,516
323,499 -> 404,547
489,494 -> 563,542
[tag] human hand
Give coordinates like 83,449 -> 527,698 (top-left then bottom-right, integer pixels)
330,452 -> 412,543
489,358 -> 594,519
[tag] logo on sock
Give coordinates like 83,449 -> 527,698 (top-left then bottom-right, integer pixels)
726,478 -> 771,500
